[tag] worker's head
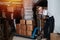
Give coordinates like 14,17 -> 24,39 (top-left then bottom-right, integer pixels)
37,0 -> 47,7
37,0 -> 48,15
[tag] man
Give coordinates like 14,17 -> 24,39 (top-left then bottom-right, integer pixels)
33,0 -> 55,40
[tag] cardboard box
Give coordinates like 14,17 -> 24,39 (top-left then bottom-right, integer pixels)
20,24 -> 26,30
21,29 -> 24,35
16,24 -> 20,29
16,24 -> 20,34
7,6 -> 14,12
21,30 -> 26,36
16,29 -> 19,34
19,29 -> 22,35
23,30 -> 26,36
27,25 -> 33,31
27,31 -> 32,36
19,24 -> 22,29
50,33 -> 60,40
20,20 -> 25,24
26,20 -> 33,24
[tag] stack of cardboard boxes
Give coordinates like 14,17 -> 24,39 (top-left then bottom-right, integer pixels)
16,20 -> 26,36
16,24 -> 20,34
26,20 -> 34,36
20,20 -> 26,36
16,19 -> 35,37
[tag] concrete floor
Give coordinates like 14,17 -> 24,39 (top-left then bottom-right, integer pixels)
13,36 -> 46,40
13,36 -> 34,40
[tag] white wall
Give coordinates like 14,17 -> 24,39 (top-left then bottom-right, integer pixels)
48,0 -> 60,33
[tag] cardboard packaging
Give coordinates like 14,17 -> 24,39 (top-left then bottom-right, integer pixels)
7,6 -> 14,12
50,33 -> 60,40
20,20 -> 25,24
19,24 -> 22,29
21,30 -> 26,36
21,29 -> 23,35
16,24 -> 20,34
20,24 -> 26,30
27,25 -> 33,31
26,20 -> 33,24
27,31 -> 32,36
23,30 -> 26,36
19,29 -> 22,35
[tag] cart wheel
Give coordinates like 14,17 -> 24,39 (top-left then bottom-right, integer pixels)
36,36 -> 42,40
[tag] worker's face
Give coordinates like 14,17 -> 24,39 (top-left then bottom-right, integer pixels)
38,7 -> 47,15
38,7 -> 43,13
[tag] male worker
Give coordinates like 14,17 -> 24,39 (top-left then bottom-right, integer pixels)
33,0 -> 55,40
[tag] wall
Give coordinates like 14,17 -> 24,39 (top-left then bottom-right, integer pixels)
48,0 -> 60,33
23,0 -> 39,20
23,0 -> 33,20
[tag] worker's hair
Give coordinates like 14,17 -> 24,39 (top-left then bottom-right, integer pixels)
36,0 -> 48,7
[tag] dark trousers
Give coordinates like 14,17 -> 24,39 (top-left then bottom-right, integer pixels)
44,17 -> 54,40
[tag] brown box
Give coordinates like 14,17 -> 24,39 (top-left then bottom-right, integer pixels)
19,29 -> 22,35
16,24 -> 20,29
16,29 -> 19,34
20,24 -> 26,30
21,29 -> 23,35
27,25 -> 33,31
27,31 -> 32,36
19,24 -> 22,29
50,33 -> 60,40
26,20 -> 33,24
16,24 -> 20,34
21,30 -> 26,36
23,30 -> 26,36
7,6 -> 14,12
20,20 -> 25,24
